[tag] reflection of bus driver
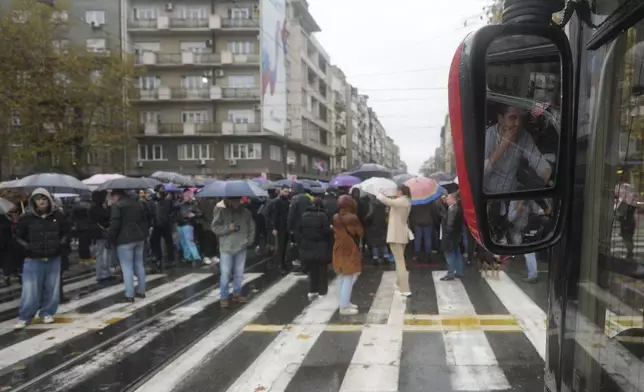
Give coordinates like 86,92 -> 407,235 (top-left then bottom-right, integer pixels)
484,105 -> 552,193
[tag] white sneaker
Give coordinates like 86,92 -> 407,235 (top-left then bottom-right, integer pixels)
213,256 -> 220,264
42,315 -> 55,324
339,307 -> 359,315
307,293 -> 319,300
14,320 -> 27,329
400,292 -> 412,297
349,303 -> 358,309
203,257 -> 212,265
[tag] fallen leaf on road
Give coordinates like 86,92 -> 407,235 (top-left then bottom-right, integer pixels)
296,333 -> 311,339
254,385 -> 266,391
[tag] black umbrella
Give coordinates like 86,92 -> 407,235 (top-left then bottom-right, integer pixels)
429,172 -> 455,184
393,173 -> 415,185
11,173 -> 89,193
96,177 -> 153,191
197,180 -> 268,198
347,163 -> 392,180
150,171 -> 195,187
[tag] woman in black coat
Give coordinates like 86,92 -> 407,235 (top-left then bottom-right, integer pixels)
365,195 -> 390,264
297,197 -> 332,298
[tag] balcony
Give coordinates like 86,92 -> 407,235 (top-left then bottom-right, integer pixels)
220,122 -> 261,135
219,18 -> 259,31
221,87 -> 260,100
128,15 -> 223,32
219,51 -> 260,65
130,86 -> 224,101
140,122 -> 218,136
136,52 -> 223,67
335,123 -> 347,135
335,146 -> 347,156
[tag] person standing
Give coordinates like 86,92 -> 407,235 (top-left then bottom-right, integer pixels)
149,185 -> 177,270
332,195 -> 364,315
177,190 -> 203,263
440,193 -> 465,281
88,191 -> 114,282
298,197 -> 332,299
271,186 -> 291,273
109,190 -> 149,302
376,185 -> 412,297
14,188 -> 70,329
211,198 -> 255,309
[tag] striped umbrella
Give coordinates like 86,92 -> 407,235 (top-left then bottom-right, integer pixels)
404,177 -> 443,205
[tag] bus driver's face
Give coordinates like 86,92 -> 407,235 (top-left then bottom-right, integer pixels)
498,106 -> 523,140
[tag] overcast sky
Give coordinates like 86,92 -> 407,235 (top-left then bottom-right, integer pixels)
307,0 -> 489,174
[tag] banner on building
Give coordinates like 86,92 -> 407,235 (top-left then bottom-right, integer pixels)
260,0 -> 287,136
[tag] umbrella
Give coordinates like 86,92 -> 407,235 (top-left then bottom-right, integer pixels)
150,171 -> 195,187
273,179 -> 298,188
12,173 -> 89,192
95,177 -> 154,191
347,163 -> 392,180
251,178 -> 276,190
404,177 -> 443,205
0,198 -> 15,214
298,179 -> 322,188
429,172 -> 455,185
329,175 -> 361,188
141,177 -> 162,188
393,173 -> 415,185
82,174 -> 126,186
310,186 -> 326,195
53,193 -> 80,199
197,180 -> 268,198
162,183 -> 184,193
359,177 -> 398,197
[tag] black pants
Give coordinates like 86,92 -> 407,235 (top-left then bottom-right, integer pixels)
150,226 -> 175,264
77,231 -> 92,260
276,231 -> 290,270
200,230 -> 218,258
308,262 -> 328,295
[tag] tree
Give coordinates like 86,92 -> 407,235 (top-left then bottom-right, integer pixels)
484,0 -> 504,25
0,0 -> 140,177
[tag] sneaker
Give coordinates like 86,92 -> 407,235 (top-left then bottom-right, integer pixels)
522,277 -> 539,284
42,315 -> 54,324
339,307 -> 359,316
203,257 -> 212,265
135,292 -> 146,299
14,320 -> 28,329
440,275 -> 455,281
232,296 -> 248,304
349,303 -> 358,309
220,299 -> 230,308
308,293 -> 319,300
400,291 -> 412,297
213,256 -> 220,264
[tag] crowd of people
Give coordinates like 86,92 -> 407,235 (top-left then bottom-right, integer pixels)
0,179 -> 472,326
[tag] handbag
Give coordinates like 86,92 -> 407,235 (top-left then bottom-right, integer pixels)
337,214 -> 360,250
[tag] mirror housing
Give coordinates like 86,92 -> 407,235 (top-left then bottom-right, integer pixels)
448,23 -> 574,255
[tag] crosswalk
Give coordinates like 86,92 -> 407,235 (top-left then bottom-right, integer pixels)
0,263 -> 636,392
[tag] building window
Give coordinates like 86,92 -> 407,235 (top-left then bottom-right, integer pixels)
287,150 -> 296,165
178,144 -> 211,160
269,145 -> 282,161
228,75 -> 254,88
85,10 -> 105,26
227,41 -> 254,54
301,153 -> 308,169
138,144 -> 164,161
141,111 -> 160,123
180,7 -> 207,19
86,38 -> 107,53
52,39 -> 69,51
180,42 -> 208,53
224,143 -> 262,160
227,109 -> 254,124
133,7 -> 156,20
181,75 -> 207,90
182,111 -> 207,123
229,7 -> 250,19
139,76 -> 160,90
134,42 -> 160,53
51,11 -> 67,22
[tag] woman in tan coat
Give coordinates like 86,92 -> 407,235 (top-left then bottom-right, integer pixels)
376,185 -> 412,296
332,195 -> 364,315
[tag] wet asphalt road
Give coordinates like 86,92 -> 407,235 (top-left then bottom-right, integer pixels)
0,255 -> 549,392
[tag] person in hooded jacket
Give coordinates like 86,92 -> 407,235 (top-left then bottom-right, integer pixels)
149,185 -> 177,270
14,188 -> 70,329
332,195 -> 364,315
287,182 -> 313,240
297,197 -> 332,299
88,191 -> 114,282
365,194 -> 391,264
71,194 -> 92,263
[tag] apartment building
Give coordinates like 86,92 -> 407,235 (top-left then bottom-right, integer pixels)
330,65 -> 349,173
355,94 -> 370,165
283,0 -> 333,179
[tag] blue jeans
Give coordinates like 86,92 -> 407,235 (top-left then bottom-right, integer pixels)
414,226 -> 434,254
220,249 -> 247,300
178,225 -> 201,261
19,256 -> 61,322
525,252 -> 538,279
116,241 -> 146,298
372,247 -> 391,262
444,249 -> 464,277
338,274 -> 358,309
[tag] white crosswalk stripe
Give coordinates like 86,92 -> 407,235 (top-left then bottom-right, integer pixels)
4,267 -> 639,392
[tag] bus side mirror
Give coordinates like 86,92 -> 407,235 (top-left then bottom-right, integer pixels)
448,24 -> 574,255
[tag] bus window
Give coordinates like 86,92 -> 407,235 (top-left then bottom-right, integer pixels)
573,22 -> 644,391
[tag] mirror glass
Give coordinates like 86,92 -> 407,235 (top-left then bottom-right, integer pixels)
484,34 -> 561,195
487,197 -> 558,246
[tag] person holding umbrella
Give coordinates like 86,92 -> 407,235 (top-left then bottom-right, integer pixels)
108,190 -> 149,302
211,197 -> 256,308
